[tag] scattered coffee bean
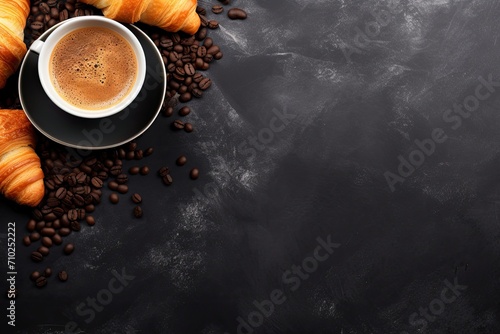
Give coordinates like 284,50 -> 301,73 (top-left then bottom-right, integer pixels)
52,234 -> 63,245
63,243 -> 74,255
59,227 -> 71,236
108,180 -> 119,190
212,5 -> 224,14
173,119 -> 185,130
44,267 -> 52,277
144,147 -> 154,157
109,193 -> 119,204
41,236 -> 53,247
176,155 -> 187,166
179,106 -> 191,116
116,173 -> 128,184
163,174 -> 173,185
38,246 -> 50,256
35,276 -> 47,288
117,184 -> 129,194
23,235 -> 31,246
190,168 -> 200,180
131,193 -> 142,204
158,167 -> 170,177
208,20 -> 219,29
129,166 -> 140,175
140,166 -> 150,175
133,206 -> 143,218
70,221 -> 81,232
30,232 -> 41,242
184,123 -> 194,133
228,8 -> 247,20
58,271 -> 68,282
91,176 -> 104,188
30,271 -> 41,281
86,215 -> 95,226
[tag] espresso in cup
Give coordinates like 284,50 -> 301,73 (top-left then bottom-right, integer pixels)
50,27 -> 137,110
30,16 -> 146,118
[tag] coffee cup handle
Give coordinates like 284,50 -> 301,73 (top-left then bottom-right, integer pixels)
30,40 -> 44,54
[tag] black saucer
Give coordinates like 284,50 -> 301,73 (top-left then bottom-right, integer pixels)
18,22 -> 166,150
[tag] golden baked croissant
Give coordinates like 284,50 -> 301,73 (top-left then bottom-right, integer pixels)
0,109 -> 44,207
0,0 -> 30,89
81,0 -> 201,34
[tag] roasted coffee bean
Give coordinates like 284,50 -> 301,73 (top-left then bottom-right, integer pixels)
85,204 -> 95,212
193,72 -> 204,83
176,155 -> 187,166
135,150 -> 144,160
208,20 -> 219,29
163,174 -> 173,185
192,88 -> 203,98
212,5 -> 224,14
50,7 -> 59,19
23,235 -> 31,246
117,184 -> 129,194
45,179 -> 56,190
30,232 -> 41,242
44,267 -> 52,277
47,18 -> 57,28
126,150 -> 135,160
110,165 -> 122,176
109,193 -> 119,204
35,276 -> 47,288
197,46 -> 207,58
173,120 -> 185,130
73,194 -> 85,206
178,106 -> 190,116
228,8 -> 247,20
129,166 -> 140,175
86,216 -> 95,226
196,6 -> 207,16
199,14 -> 209,27
59,227 -> 71,236
67,209 -> 77,221
53,207 -> 64,217
138,166 -> 149,175
58,271 -> 68,282
91,176 -> 103,188
167,63 -> 176,73
36,220 -> 45,231
27,219 -> 36,232
108,180 -> 119,190
144,147 -> 154,157
41,227 -> 56,236
76,172 -> 87,183
218,0 -> 231,4
207,45 -> 221,55
199,77 -> 212,90
42,237 -> 53,247
63,243 -> 74,255
77,208 -> 86,220
184,63 -> 196,76
195,58 -> 204,69
116,173 -> 128,184
184,123 -> 194,133
55,187 -> 67,199
160,37 -> 173,49
190,168 -> 200,180
52,234 -> 63,245
31,251 -> 43,262
128,142 -> 138,152
131,193 -> 142,204
30,271 -> 41,281
163,105 -> 174,117
64,2 -> 74,12
133,206 -> 143,218
52,220 -> 61,230
158,167 -> 170,177
196,27 -> 207,40
39,2 -> 50,14
33,209 -> 43,221
38,246 -> 50,256
204,37 -> 213,48
179,92 -> 192,102
70,221 -> 81,232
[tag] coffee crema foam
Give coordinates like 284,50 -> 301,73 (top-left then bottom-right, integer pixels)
49,27 -> 138,110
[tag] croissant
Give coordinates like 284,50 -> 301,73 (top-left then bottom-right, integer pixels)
0,0 -> 30,89
80,0 -> 201,35
0,109 -> 45,207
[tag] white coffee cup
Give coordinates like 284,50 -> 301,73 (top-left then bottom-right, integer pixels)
30,16 -> 146,119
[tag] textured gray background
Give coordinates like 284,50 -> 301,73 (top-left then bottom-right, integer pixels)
1,0 -> 500,333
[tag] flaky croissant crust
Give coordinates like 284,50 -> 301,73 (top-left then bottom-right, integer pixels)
0,110 -> 44,207
0,0 -> 30,89
81,0 -> 201,34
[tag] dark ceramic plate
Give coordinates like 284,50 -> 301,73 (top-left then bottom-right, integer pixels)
18,22 -> 166,150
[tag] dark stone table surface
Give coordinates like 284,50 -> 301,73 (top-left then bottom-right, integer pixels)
1,0 -> 500,333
